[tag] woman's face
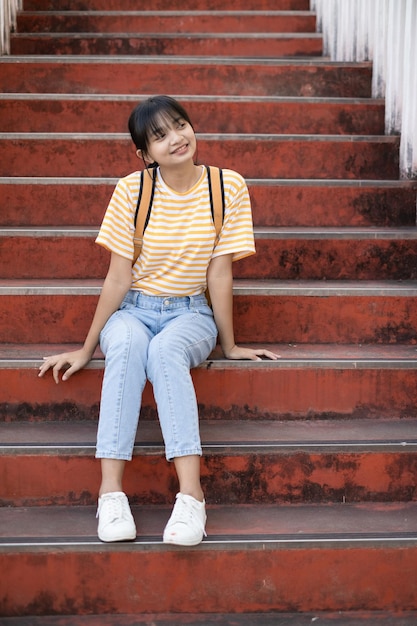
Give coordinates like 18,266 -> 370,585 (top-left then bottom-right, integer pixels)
141,113 -> 197,168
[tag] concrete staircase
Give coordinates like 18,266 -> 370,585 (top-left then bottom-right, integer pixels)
1,0 -> 417,623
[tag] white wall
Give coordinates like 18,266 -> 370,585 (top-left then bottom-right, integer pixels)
0,0 -> 22,55
311,0 -> 417,179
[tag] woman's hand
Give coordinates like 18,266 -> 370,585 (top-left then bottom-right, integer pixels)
38,347 -> 93,384
223,344 -> 280,361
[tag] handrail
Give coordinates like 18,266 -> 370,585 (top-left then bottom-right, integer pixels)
311,0 -> 417,179
0,0 -> 22,55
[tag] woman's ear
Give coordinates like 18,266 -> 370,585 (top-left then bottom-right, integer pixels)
137,149 -> 152,166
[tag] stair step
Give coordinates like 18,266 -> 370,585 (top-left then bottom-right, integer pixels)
10,32 -> 323,57
1,418 -> 417,505
2,501 -> 416,542
1,178 -> 415,227
1,280 -> 417,344
3,227 -> 417,280
0,57 -> 374,97
1,613 -> 417,626
16,10 -> 317,34
3,343 -> 417,422
23,0 -> 312,10
0,94 -> 385,135
1,503 -> 416,614
0,133 -> 400,179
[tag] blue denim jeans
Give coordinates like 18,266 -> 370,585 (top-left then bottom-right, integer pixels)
96,291 -> 218,461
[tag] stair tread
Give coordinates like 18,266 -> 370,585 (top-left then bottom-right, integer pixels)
3,226 -> 417,239
1,501 -> 416,546
3,342 -> 417,367
2,418 -> 417,451
0,55 -> 364,65
0,93 -> 382,103
1,613 -> 417,626
1,131 -> 398,141
18,9 -> 315,14
12,32 -> 322,38
2,176 -> 414,186
2,278 -> 417,296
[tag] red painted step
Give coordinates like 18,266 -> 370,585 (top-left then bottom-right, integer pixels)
2,343 -> 417,422
3,227 -> 417,281
1,281 -> 417,344
10,32 -> 323,57
1,418 -> 417,506
0,95 -> 385,135
0,134 -> 400,179
0,504 -> 417,615
0,58 -> 374,97
23,0 -> 312,10
16,10 -> 317,34
1,179 -> 415,227
0,612 -> 417,625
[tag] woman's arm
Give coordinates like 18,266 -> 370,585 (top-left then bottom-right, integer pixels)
207,254 -> 279,361
38,252 -> 133,383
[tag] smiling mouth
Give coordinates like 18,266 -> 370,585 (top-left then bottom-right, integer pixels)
172,144 -> 188,154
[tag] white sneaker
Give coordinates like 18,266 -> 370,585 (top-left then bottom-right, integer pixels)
96,491 -> 136,542
163,493 -> 207,546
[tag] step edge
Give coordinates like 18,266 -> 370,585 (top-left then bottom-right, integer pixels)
0,131 -> 400,141
3,226 -> 417,240
1,534 -> 416,552
2,279 -> 417,296
1,177 -> 414,188
0,92 -> 386,104
3,357 -> 417,370
0,54 -> 373,66
17,10 -> 317,17
11,32 -> 323,39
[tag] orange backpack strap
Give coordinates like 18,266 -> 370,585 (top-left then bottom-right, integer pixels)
133,167 -> 157,265
206,165 -> 225,242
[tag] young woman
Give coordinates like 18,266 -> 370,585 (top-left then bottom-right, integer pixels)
38,95 -> 278,546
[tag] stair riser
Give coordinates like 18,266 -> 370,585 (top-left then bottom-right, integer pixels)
1,451 -> 416,506
0,137 -> 399,179
0,99 -> 385,135
2,547 -> 416,615
3,545 -> 417,616
23,0 -> 311,10
10,35 -> 323,57
4,237 -> 417,281
238,240 -> 417,281
1,294 -> 417,344
1,183 -> 414,227
3,367 -> 417,422
17,13 -> 317,34
0,61 -> 373,97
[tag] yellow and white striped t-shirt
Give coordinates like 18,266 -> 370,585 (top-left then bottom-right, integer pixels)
96,165 -> 255,296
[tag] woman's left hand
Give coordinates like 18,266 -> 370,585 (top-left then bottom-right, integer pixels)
224,344 -> 280,361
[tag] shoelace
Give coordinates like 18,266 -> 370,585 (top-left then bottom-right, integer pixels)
96,495 -> 125,522
170,495 -> 207,536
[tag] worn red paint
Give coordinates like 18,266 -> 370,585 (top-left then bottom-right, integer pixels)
1,547 -> 417,615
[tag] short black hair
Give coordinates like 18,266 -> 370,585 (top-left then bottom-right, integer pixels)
128,95 -> 194,156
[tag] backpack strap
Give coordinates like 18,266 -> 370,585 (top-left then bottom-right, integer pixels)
133,167 -> 157,265
206,165 -> 225,242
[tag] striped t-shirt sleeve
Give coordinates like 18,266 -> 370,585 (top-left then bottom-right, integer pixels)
213,169 -> 255,262
95,173 -> 138,260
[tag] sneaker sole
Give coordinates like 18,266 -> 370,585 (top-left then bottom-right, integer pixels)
163,534 -> 204,547
98,531 -> 137,543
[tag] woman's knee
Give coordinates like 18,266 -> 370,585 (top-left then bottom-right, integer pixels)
101,311 -> 149,356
